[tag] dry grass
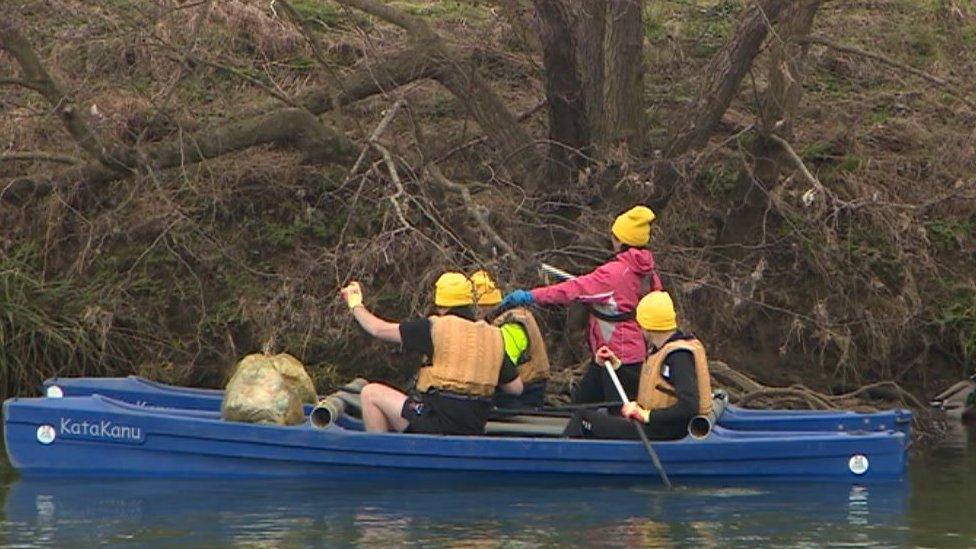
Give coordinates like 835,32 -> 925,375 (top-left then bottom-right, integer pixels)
2,0 -> 975,400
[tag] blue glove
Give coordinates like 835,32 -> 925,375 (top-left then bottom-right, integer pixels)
500,290 -> 534,309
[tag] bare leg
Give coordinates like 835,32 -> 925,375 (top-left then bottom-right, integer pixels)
360,383 -> 410,432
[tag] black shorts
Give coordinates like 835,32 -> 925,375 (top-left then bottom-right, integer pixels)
401,391 -> 491,435
492,381 -> 547,410
562,409 -> 689,441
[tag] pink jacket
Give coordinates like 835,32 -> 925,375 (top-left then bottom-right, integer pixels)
530,248 -> 663,364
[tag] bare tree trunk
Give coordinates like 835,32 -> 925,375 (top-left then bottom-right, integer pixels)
431,52 -> 543,187
602,0 -> 644,145
760,0 -> 823,138
534,0 -> 590,189
574,0 -> 607,142
534,0 -> 645,188
666,0 -> 790,158
720,0 -> 825,246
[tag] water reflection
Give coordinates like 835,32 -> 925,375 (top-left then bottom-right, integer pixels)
908,422 -> 976,547
2,477 -> 910,547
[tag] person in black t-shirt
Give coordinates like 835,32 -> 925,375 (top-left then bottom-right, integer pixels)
563,291 -> 713,441
340,272 -> 523,434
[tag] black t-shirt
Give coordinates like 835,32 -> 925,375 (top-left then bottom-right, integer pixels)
399,317 -> 520,385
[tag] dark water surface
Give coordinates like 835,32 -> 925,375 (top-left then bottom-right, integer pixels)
0,424 -> 973,547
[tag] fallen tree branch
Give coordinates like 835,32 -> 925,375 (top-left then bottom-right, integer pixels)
296,47 -> 440,114
333,0 -> 543,188
737,388 -> 837,409
708,360 -> 765,393
0,19 -> 116,167
4,109 -> 358,203
0,77 -> 46,93
276,0 -> 349,120
7,48 -> 435,200
0,152 -> 81,165
799,34 -> 976,111
6,16 -> 532,200
829,381 -> 930,411
432,98 -> 547,164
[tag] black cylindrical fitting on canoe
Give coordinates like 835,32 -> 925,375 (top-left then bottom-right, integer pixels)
310,395 -> 345,429
688,391 -> 730,440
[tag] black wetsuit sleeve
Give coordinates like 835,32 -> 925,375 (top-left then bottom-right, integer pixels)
646,350 -> 700,425
498,355 -> 519,385
399,318 -> 433,357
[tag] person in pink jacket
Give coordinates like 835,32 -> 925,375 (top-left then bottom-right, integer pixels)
499,205 -> 663,406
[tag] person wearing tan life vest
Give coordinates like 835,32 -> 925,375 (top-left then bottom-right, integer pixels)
341,272 -> 524,434
562,291 -> 712,440
470,270 -> 550,409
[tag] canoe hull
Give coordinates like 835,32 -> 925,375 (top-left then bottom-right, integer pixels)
42,376 -> 913,435
5,395 -> 907,481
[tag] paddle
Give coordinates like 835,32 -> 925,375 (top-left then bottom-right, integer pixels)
484,262 -> 576,322
603,360 -> 673,489
491,400 -> 624,418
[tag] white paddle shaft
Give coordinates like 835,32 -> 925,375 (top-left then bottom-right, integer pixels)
603,360 -> 629,403
540,263 -> 576,281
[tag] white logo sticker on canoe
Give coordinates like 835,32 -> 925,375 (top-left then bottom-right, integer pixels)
36,425 -> 56,445
848,454 -> 869,475
45,385 -> 64,398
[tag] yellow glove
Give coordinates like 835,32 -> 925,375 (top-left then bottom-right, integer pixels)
621,401 -> 651,424
340,282 -> 363,310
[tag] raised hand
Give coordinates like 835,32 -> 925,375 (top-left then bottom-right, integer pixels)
340,282 -> 364,310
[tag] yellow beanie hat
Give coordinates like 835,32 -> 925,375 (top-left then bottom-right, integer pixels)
611,205 -> 656,247
470,270 -> 503,306
434,272 -> 474,308
636,291 -> 677,331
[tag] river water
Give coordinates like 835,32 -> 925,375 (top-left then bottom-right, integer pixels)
0,424 -> 973,547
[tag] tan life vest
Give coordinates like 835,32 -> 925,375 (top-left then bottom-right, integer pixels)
636,338 -> 713,415
416,315 -> 505,397
493,307 -> 551,384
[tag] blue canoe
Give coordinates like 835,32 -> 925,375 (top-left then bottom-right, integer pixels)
4,394 -> 906,480
42,375 -> 913,435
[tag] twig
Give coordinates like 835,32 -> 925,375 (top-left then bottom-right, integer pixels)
426,165 -> 519,260
765,132 -> 825,193
799,34 -> 976,111
372,141 -> 412,230
348,99 -> 404,179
